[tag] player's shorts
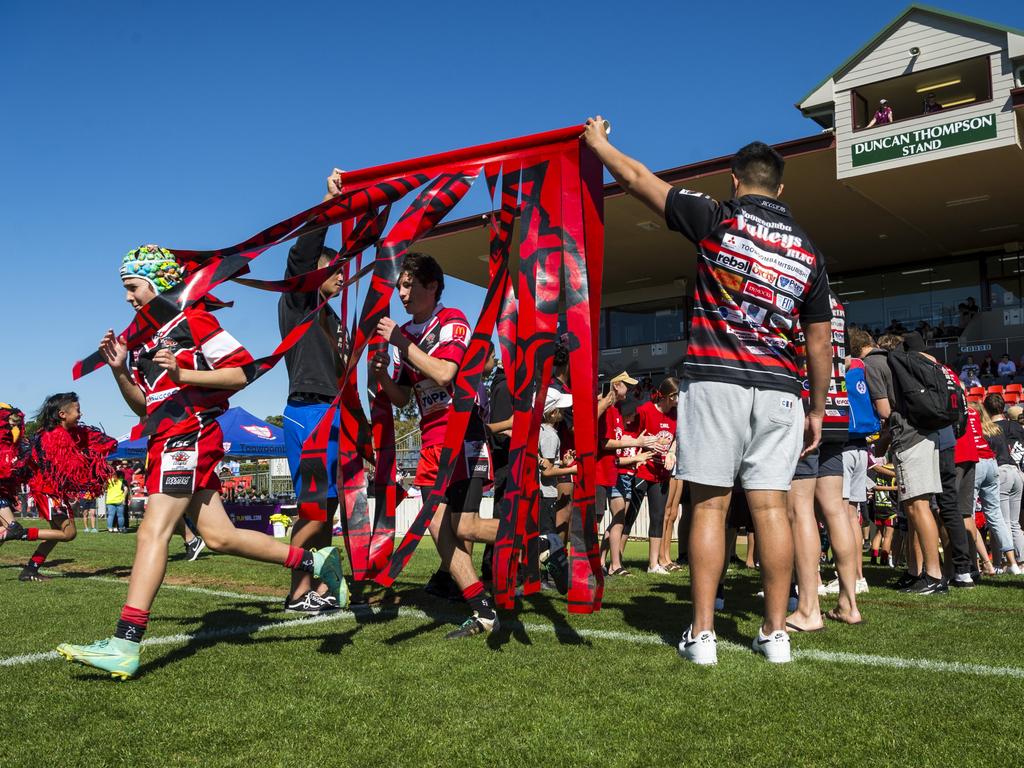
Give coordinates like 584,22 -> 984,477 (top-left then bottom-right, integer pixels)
676,380 -> 802,491
612,473 -> 633,500
873,510 -> 896,528
893,433 -> 941,503
146,425 -> 223,496
842,446 -> 869,503
284,400 -> 339,518
34,494 -> 72,522
793,442 -> 844,480
415,442 -> 490,513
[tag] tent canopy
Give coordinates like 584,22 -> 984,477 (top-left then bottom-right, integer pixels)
110,407 -> 286,460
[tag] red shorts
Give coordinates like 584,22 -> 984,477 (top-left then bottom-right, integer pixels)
146,426 -> 223,496
414,441 -> 492,489
35,495 -> 73,522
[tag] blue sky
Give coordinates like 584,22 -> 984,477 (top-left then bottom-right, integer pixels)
1,0 -> 1021,437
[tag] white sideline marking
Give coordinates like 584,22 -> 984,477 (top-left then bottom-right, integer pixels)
7,573 -> 1024,679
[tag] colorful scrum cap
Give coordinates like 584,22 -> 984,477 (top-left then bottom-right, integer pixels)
120,245 -> 185,294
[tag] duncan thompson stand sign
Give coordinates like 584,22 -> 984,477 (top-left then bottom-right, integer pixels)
851,113 -> 997,167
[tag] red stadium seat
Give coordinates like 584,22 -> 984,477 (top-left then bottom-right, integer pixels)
1005,383 -> 1023,394
987,385 -> 1004,395
1004,393 -> 1019,405
967,394 -> 983,403
969,387 -> 985,396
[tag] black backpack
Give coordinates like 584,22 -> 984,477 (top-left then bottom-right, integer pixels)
888,350 -> 968,436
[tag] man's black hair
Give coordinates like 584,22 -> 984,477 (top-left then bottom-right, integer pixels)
317,246 -> 338,266
984,393 -> 1005,416
399,252 -> 444,302
731,141 -> 785,192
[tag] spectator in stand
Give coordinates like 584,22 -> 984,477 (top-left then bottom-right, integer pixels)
865,98 -> 893,128
922,93 -> 943,114
997,355 -> 1016,381
980,352 -> 996,379
960,356 -> 981,387
984,394 -> 1024,564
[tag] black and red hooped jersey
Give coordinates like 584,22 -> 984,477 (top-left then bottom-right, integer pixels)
795,292 -> 849,443
665,189 -> 832,395
129,308 -> 253,439
392,304 -> 482,449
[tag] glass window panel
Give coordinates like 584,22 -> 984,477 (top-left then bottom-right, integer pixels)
605,297 -> 686,348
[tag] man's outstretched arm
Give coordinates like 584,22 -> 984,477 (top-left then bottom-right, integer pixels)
582,115 -> 672,217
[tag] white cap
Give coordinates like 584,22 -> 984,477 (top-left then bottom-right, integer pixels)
544,390 -> 573,413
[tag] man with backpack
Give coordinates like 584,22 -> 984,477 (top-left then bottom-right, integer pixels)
856,331 -> 953,594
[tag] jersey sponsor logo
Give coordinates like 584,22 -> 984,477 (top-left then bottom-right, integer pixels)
776,274 -> 804,296
832,330 -> 845,344
777,295 -> 795,312
743,281 -> 774,303
831,317 -> 845,331
439,322 -> 470,345
712,267 -> 744,293
750,262 -> 778,284
734,216 -> 805,251
679,188 -> 708,198
764,336 -> 788,349
146,388 -> 179,405
826,409 -> 842,417
414,380 -> 451,415
721,233 -> 812,282
835,397 -> 850,407
718,305 -> 745,323
730,329 -> 762,343
769,313 -> 794,331
171,451 -> 191,466
740,301 -> 767,325
756,198 -> 788,214
717,251 -> 751,275
166,435 -> 195,450
164,474 -> 191,486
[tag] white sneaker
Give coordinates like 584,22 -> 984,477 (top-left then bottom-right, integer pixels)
678,626 -> 717,665
647,565 -> 668,574
822,578 -> 841,595
1009,564 -> 1022,575
855,578 -> 869,594
752,628 -> 792,664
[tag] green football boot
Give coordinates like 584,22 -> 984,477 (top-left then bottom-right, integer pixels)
311,547 -> 348,607
56,637 -> 140,680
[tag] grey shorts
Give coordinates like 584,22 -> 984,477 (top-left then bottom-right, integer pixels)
842,446 -> 868,503
893,433 -> 941,503
675,379 -> 803,491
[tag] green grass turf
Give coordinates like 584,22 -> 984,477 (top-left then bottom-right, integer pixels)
2,524 -> 1023,767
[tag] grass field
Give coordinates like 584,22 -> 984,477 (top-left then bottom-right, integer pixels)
2,524 -> 1022,768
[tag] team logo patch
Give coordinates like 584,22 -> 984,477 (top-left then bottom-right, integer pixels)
856,381 -> 867,395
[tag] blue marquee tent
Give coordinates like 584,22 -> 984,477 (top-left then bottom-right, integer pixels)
109,407 -> 286,460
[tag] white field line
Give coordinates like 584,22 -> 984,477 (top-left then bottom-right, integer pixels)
4,574 -> 1024,680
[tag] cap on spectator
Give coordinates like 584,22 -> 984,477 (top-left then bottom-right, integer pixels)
902,332 -> 926,352
544,390 -> 573,413
610,371 -> 639,386
880,98 -> 888,104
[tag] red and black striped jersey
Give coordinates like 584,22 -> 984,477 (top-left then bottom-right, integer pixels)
665,189 -> 832,395
392,304 -> 482,449
128,308 -> 253,439
795,292 -> 849,443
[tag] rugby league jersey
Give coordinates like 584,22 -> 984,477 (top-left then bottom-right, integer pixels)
795,291 -> 849,443
393,304 -> 480,449
129,308 -> 253,439
665,189 -> 832,395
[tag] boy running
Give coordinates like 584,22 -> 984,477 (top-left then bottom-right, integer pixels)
56,245 -> 345,679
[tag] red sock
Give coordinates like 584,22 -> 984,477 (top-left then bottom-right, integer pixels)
120,605 -> 150,627
284,545 -> 304,569
462,581 -> 484,601
871,548 -> 879,558
29,553 -> 45,567
26,528 -> 39,541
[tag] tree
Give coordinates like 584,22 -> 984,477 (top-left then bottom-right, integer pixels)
264,415 -> 284,428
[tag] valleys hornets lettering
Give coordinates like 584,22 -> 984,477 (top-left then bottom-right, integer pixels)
795,292 -> 849,442
665,189 -> 832,393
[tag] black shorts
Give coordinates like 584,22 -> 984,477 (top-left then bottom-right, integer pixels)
727,484 -> 753,530
445,477 -> 483,514
793,442 -> 844,480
